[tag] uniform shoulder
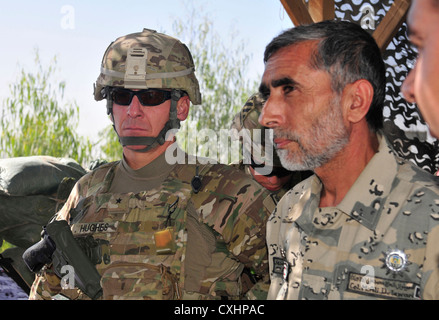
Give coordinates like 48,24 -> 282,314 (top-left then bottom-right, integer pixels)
207,163 -> 268,192
76,161 -> 120,191
397,159 -> 439,195
173,162 -> 266,192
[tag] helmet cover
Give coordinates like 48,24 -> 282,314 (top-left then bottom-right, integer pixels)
94,28 -> 201,105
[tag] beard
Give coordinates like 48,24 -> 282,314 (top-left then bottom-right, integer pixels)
274,96 -> 350,171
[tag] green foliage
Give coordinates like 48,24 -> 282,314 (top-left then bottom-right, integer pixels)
0,240 -> 15,254
0,50 -> 93,167
173,8 -> 257,132
173,4 -> 259,159
98,125 -> 122,162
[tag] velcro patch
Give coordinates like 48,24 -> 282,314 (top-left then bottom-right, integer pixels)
72,221 -> 118,235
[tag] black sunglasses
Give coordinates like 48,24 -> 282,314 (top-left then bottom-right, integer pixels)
250,157 -> 291,178
110,88 -> 172,106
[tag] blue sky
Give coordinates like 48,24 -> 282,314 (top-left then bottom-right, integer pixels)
0,0 -> 293,141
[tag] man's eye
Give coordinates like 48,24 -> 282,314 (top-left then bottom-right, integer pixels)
259,88 -> 270,100
283,85 -> 295,94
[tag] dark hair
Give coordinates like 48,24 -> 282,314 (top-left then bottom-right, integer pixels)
264,20 -> 386,132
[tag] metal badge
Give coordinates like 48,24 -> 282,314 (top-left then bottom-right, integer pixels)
380,248 -> 411,277
386,249 -> 407,272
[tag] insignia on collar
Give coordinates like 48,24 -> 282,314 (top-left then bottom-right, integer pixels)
273,257 -> 290,281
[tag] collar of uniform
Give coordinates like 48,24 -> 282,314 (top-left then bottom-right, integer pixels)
121,147 -> 177,180
337,132 -> 398,231
285,132 -> 399,233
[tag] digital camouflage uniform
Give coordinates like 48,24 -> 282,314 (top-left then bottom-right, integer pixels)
267,133 -> 439,300
28,29 -> 271,300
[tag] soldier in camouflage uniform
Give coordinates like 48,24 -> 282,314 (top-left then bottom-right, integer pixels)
259,20 -> 439,299
29,29 -> 271,300
230,93 -> 311,299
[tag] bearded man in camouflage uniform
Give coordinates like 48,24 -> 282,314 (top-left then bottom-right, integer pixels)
28,29 -> 271,300
259,20 -> 439,300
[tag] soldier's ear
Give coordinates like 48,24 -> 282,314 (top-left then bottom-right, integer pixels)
345,79 -> 373,124
177,95 -> 190,121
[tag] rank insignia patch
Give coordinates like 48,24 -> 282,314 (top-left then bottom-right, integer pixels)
273,257 -> 290,281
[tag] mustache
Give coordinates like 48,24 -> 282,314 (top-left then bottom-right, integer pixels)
273,128 -> 300,145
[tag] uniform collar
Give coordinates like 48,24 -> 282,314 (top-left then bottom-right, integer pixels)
337,132 -> 398,230
294,132 -> 399,232
121,148 -> 176,180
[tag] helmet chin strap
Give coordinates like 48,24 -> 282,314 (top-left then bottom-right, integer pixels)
105,88 -> 182,153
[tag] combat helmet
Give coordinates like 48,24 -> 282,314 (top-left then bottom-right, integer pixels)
230,92 -> 282,173
94,28 -> 202,152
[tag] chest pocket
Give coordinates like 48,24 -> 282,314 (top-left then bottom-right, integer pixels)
75,192 -> 187,259
70,189 -> 191,299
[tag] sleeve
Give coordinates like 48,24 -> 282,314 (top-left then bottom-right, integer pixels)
193,165 -> 272,275
422,223 -> 439,299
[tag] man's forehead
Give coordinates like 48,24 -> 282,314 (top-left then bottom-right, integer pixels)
260,76 -> 296,90
407,0 -> 439,40
263,42 -> 316,72
408,0 -> 439,24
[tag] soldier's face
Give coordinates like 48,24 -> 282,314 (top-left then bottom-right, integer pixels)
259,41 -> 349,171
112,90 -> 172,151
402,0 -> 439,138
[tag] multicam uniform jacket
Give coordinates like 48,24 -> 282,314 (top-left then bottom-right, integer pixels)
267,133 -> 439,300
232,160 -> 312,300
29,152 -> 271,300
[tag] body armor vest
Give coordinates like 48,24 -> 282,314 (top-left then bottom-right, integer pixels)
69,161 -> 243,300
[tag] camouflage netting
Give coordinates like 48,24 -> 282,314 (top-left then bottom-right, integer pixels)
334,0 -> 439,173
0,156 -> 87,287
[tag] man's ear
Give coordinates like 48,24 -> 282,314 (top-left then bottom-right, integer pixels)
177,95 -> 190,121
345,79 -> 374,124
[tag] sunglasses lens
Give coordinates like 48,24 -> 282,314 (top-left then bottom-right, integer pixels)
138,90 -> 168,106
112,90 -> 132,105
111,88 -> 171,106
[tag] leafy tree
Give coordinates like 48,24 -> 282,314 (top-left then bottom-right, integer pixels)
0,50 -> 93,167
173,5 -> 258,162
173,5 -> 258,133
98,125 -> 122,162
